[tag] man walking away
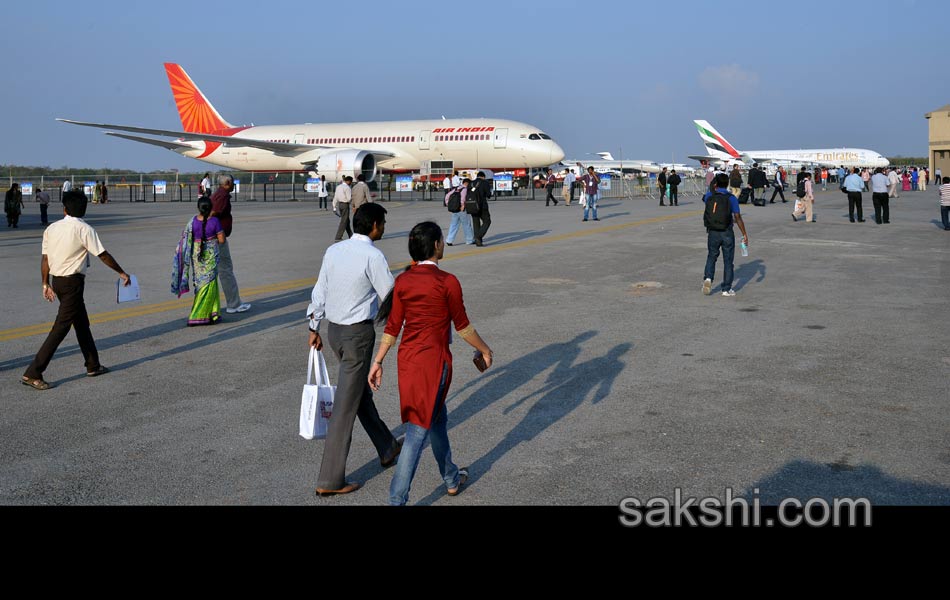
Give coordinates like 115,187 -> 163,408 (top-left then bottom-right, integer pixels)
470,171 -> 492,246
658,167 -> 668,206
940,176 -> 950,231
351,174 -> 373,212
702,173 -> 749,297
36,187 -> 51,225
668,170 -> 681,206
843,168 -> 866,223
445,177 -> 474,245
728,165 -> 743,199
769,169 -> 787,203
210,174 -> 252,313
887,168 -> 900,198
21,191 -> 131,390
333,176 -> 354,241
870,167 -> 890,224
544,168 -> 558,206
792,172 -> 815,223
307,203 -> 402,495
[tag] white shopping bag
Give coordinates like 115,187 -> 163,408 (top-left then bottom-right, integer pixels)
579,189 -> 587,208
299,348 -> 335,440
793,199 -> 804,214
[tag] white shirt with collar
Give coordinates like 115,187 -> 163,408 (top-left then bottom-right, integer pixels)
43,215 -> 106,276
306,233 -> 394,330
451,175 -> 461,188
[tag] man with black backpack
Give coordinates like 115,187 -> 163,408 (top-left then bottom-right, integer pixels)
444,177 -> 475,246
702,173 -> 749,297
470,171 -> 492,246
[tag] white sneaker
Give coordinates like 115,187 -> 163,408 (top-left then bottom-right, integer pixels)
721,289 -> 736,297
702,279 -> 712,295
226,302 -> 252,314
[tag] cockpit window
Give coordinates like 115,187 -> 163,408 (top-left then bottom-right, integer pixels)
539,133 -> 551,140
528,133 -> 541,140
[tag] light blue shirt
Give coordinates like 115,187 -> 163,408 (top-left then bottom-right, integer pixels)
870,173 -> 889,193
306,234 -> 394,330
844,173 -> 865,192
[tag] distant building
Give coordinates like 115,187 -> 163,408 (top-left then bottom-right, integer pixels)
925,104 -> 950,177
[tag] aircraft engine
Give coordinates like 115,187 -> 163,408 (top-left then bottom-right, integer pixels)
315,150 -> 377,183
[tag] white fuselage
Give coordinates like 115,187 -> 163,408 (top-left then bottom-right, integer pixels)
175,118 -> 564,172
744,148 -> 889,168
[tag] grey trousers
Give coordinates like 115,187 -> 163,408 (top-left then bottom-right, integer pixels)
217,240 -> 243,310
334,202 -> 352,241
317,321 -> 398,489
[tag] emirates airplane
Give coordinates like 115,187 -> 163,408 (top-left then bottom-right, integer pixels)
59,63 -> 565,182
689,119 -> 889,168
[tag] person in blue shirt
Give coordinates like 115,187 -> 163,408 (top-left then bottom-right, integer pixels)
702,173 -> 750,297
842,167 -> 866,222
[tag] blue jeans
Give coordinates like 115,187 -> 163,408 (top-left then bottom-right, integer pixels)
704,228 -> 735,291
583,193 -> 598,220
446,211 -> 474,244
389,365 -> 460,506
941,206 -> 950,229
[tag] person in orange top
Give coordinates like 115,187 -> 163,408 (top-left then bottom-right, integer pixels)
369,221 -> 493,505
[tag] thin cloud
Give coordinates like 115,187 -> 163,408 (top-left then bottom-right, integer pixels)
698,64 -> 760,113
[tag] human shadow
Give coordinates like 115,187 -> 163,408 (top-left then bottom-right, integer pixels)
483,229 -> 549,246
597,212 -> 631,221
732,259 -> 766,292
929,219 -> 948,230
415,341 -> 632,505
741,460 -> 950,506
1,289 -> 310,378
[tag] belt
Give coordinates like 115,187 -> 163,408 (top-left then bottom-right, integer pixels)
329,319 -> 373,327
52,273 -> 85,279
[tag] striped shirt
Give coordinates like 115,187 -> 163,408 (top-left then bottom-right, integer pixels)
940,183 -> 950,207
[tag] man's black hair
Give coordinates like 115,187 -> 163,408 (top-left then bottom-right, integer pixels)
714,173 -> 730,188
353,202 -> 387,235
408,221 -> 443,262
62,190 -> 88,218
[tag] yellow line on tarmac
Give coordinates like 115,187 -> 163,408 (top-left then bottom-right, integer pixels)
0,209 -> 699,342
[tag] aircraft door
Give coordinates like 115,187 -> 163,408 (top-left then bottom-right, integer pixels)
293,133 -> 305,145
493,128 -> 508,149
419,130 -> 431,150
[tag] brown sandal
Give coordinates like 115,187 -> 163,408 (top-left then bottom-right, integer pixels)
447,469 -> 469,496
21,376 -> 50,390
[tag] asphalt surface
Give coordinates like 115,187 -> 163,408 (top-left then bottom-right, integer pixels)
1,188 -> 948,506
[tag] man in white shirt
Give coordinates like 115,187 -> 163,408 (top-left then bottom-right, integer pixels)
22,191 -> 131,390
451,170 -> 461,189
332,175 -> 353,241
307,203 -> 402,495
843,168 -> 866,222
870,167 -> 891,224
62,179 -> 72,194
200,172 -> 212,197
442,174 -> 452,192
562,169 -> 576,205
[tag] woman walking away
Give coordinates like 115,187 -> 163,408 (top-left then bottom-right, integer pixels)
369,221 -> 493,506
172,197 -> 226,325
5,183 -> 24,227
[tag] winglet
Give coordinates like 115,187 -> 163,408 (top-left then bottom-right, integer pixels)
163,63 -> 233,133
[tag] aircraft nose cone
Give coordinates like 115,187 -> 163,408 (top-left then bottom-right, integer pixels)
550,142 -> 565,164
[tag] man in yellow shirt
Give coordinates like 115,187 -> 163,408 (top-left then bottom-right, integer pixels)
21,191 -> 131,390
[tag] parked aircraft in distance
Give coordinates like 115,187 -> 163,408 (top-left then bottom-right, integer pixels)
560,152 -> 698,176
59,63 -> 564,182
689,120 -> 889,168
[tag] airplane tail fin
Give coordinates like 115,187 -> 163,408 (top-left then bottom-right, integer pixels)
596,152 -> 615,161
693,120 -> 740,161
164,63 -> 234,133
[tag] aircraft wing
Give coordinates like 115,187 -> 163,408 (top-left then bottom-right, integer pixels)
58,118 -> 317,152
105,132 -> 195,151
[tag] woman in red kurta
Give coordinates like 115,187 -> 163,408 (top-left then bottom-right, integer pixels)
369,221 -> 493,506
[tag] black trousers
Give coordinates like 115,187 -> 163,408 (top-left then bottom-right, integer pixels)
317,321 -> 397,489
472,208 -> 491,242
6,211 -> 19,226
545,185 -> 557,205
769,186 -> 786,202
872,192 -> 890,223
569,183 -> 575,203
25,274 -> 100,379
318,196 -> 328,209
669,185 -> 678,204
658,182 -> 667,204
847,192 -> 864,221
334,202 -> 352,240
40,204 -> 48,224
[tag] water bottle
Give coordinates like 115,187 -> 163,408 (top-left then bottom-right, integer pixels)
740,240 -> 749,257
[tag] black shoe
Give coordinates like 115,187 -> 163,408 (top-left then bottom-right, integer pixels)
782,200 -> 788,203
850,219 -> 856,223
883,221 -> 890,224
769,200 -> 775,204
593,218 -> 600,221
659,202 -> 666,206
791,214 -> 797,222
582,218 -> 588,222
858,219 -> 866,222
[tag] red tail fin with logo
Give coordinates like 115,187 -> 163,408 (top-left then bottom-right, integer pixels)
164,63 -> 233,134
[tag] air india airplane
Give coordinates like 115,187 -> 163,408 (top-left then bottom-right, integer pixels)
689,119 -> 889,168
59,63 -> 565,182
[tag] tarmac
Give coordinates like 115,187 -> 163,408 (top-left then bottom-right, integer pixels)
1,188 -> 948,506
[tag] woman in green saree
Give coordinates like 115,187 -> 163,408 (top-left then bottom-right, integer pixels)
172,197 -> 226,325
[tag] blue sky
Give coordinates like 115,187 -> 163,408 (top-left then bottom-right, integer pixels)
1,0 -> 946,172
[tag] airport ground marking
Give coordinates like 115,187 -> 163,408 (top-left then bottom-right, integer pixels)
0,209 -> 700,342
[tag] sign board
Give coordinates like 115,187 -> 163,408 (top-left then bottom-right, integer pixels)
233,179 -> 240,193
493,173 -> 513,192
305,178 -> 321,193
84,181 -> 96,196
20,183 -> 32,196
599,174 -> 611,190
153,180 -> 167,194
395,176 -> 413,192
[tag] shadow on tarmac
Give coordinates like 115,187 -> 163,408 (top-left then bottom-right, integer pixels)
732,259 -> 767,292
741,460 -> 950,505
483,229 -> 549,246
